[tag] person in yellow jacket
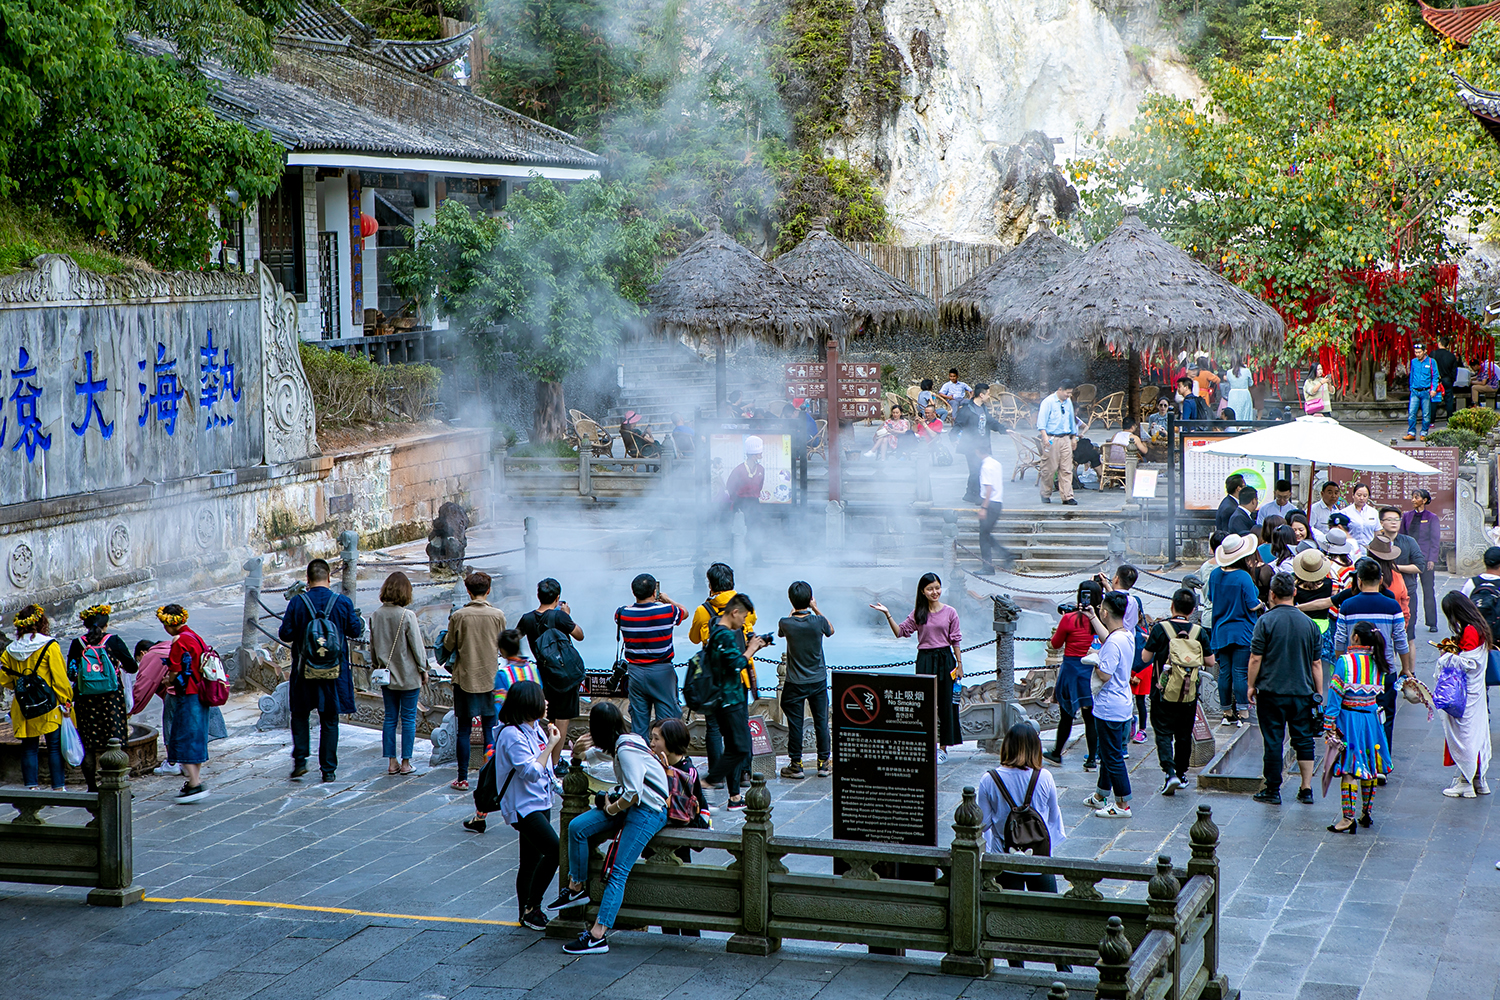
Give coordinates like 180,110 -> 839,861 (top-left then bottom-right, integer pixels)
687,563 -> 759,791
2,604 -> 73,789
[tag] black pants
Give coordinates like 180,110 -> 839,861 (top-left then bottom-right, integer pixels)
709,700 -> 751,797
1054,706 -> 1097,762
963,450 -> 981,501
292,707 -> 339,776
1376,672 -> 1398,752
999,873 -> 1070,971
781,681 -> 830,761
705,711 -> 723,782
1256,693 -> 1317,792
511,809 -> 559,914
979,503 -> 1011,570
1412,568 -> 1437,630
1152,694 -> 1196,778
454,687 -> 496,778
916,646 -> 960,747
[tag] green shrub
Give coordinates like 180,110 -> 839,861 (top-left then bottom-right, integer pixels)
1422,428 -> 1482,453
1449,407 -> 1498,437
511,439 -> 578,458
297,343 -> 442,426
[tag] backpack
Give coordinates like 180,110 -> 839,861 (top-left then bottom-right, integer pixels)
4,642 -> 59,719
298,592 -> 345,681
197,646 -> 230,707
73,635 -> 120,696
1469,576 -> 1500,640
1161,622 -> 1204,703
665,762 -> 700,825
534,609 -> 586,690
473,725 -> 522,813
989,768 -> 1051,857
682,602 -> 722,711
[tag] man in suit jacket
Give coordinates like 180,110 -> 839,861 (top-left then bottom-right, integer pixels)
1227,486 -> 1260,536
1216,474 -> 1247,534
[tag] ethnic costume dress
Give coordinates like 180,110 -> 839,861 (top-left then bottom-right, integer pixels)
1323,646 -> 1389,823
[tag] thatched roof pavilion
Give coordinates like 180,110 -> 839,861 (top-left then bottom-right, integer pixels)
774,221 -> 937,333
940,220 -> 1081,325
646,220 -> 848,346
988,210 -> 1285,358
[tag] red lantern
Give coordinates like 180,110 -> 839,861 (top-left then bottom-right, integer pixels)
359,214 -> 379,240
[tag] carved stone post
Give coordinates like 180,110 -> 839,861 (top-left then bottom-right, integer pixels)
1047,984 -> 1070,1000
941,787 -> 990,977
338,530 -> 359,599
1095,915 -> 1133,1000
915,443 -> 932,503
88,740 -> 143,907
1147,855 -> 1182,994
727,774 -> 780,956
1188,805 -> 1233,999
992,594 -> 1030,734
547,758 -> 593,939
579,450 -> 591,496
237,556 -> 264,684
524,516 -> 539,583
942,510 -> 958,581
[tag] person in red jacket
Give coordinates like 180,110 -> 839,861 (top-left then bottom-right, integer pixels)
159,604 -> 211,804
1044,580 -> 1106,768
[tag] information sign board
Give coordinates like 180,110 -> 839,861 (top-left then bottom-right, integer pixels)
832,672 -> 937,847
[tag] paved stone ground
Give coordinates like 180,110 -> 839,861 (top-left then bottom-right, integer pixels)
1,626 -> 1495,1000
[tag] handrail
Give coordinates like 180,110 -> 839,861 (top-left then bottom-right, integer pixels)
980,853 -> 1175,882
1175,874 -> 1216,921
1125,929 -> 1176,995
0,788 -> 100,811
768,835 -> 951,865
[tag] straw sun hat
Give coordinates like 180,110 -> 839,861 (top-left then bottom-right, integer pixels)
1292,549 -> 1328,582
1214,533 -> 1256,568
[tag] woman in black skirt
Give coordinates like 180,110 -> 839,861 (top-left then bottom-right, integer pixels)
66,605 -> 138,791
871,572 -> 965,763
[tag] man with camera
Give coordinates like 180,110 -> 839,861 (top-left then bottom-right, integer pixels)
701,592 -> 767,812
615,574 -> 688,738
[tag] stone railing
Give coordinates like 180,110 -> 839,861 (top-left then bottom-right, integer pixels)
556,768 -> 1234,998
0,740 -> 143,906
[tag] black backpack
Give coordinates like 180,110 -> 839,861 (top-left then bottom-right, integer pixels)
298,593 -> 345,680
1470,576 -> 1500,639
989,768 -> 1051,857
534,609 -> 586,689
683,602 -> 723,711
4,641 -> 59,719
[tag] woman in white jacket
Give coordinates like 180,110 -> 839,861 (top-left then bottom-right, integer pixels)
546,701 -> 670,955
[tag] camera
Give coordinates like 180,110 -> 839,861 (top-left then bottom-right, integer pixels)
756,633 -> 776,646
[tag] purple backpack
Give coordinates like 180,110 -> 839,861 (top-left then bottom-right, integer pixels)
1432,656 -> 1467,720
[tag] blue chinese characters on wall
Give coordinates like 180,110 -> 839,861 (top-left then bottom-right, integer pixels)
199,330 -> 242,429
73,349 -> 113,439
5,347 -> 51,461
139,342 -> 186,435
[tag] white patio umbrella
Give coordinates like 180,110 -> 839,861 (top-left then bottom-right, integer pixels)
1192,415 -> 1440,507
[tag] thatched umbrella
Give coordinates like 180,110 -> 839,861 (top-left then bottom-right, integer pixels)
988,209 -> 1285,359
940,220 -> 1081,325
774,220 -> 937,334
646,220 -> 848,349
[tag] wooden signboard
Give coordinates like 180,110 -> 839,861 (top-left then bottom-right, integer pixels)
784,362 -> 883,382
786,381 -> 880,400
1328,446 -> 1459,544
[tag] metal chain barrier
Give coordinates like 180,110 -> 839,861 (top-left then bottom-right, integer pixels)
955,542 -> 1112,580
361,547 -> 525,568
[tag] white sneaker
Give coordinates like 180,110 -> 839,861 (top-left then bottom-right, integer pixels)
153,763 -> 182,776
937,747 -> 949,764
1475,778 -> 1491,795
1442,777 -> 1476,799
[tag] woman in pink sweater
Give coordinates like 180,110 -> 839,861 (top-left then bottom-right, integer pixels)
871,572 -> 964,762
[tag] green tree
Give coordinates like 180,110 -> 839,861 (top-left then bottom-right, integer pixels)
0,0 -> 286,269
393,178 -> 662,441
118,0 -> 299,74
1074,5 -> 1500,369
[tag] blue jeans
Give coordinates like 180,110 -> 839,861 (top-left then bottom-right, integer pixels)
1216,643 -> 1251,715
21,730 -> 64,789
627,663 -> 681,739
567,805 -> 669,928
382,687 -> 420,760
1095,718 -> 1132,802
1407,392 -> 1432,436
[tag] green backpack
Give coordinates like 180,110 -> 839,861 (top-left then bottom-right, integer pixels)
72,636 -> 120,696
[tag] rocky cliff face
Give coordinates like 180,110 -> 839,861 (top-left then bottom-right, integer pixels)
831,0 -> 1203,245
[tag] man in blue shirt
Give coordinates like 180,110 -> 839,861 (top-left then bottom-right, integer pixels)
1404,343 -> 1440,441
1037,378 -> 1078,505
1175,377 -> 1207,420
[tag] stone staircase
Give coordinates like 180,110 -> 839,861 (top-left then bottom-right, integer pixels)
605,339 -> 718,432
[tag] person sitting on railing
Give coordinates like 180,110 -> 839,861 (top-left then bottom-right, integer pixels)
978,722 -> 1070,973
547,701 -> 671,956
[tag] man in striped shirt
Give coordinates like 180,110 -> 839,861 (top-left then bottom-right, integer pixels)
616,574 -> 688,737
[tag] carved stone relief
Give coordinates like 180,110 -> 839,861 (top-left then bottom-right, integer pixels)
258,263 -> 319,463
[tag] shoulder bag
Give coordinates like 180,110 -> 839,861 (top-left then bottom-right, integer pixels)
371,612 -> 405,688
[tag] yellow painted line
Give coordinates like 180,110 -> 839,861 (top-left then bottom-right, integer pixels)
143,896 -> 520,927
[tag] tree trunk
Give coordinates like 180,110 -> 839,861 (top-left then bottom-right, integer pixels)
534,381 -> 568,442
1353,346 -> 1375,402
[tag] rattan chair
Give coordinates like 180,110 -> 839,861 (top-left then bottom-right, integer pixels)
1011,433 -> 1044,482
1093,391 -> 1126,429
1137,385 -> 1160,422
573,418 -> 614,457
992,392 -> 1027,429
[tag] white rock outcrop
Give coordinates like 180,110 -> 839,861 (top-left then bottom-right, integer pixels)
831,0 -> 1203,244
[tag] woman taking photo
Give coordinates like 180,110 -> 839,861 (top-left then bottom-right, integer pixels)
1303,363 -> 1333,414
370,572 -> 428,775
1080,592 -> 1134,818
871,572 -> 963,762
1043,580 -> 1103,769
1435,593 -> 1492,798
461,680 -> 563,931
547,701 -> 671,955
1322,621 -> 1394,832
66,604 -> 138,792
2,605 -> 72,790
